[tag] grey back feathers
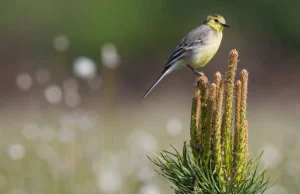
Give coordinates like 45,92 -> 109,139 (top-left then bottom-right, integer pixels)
164,24 -> 217,69
178,24 -> 213,47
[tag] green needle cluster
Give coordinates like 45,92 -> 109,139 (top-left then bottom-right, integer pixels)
150,49 -> 273,194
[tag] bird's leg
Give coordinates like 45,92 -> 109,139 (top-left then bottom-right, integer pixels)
187,65 -> 204,77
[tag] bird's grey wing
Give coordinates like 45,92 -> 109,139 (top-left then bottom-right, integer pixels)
164,25 -> 209,69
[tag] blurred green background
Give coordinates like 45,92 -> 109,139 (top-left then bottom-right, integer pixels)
0,0 -> 300,194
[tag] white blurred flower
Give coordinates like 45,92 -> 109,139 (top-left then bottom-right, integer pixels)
22,123 -> 40,140
44,84 -> 63,104
35,68 -> 51,84
96,165 -> 123,194
261,144 -> 282,169
87,76 -> 103,89
129,131 -> 157,155
58,128 -> 74,143
39,126 -> 55,141
64,89 -> 81,108
73,57 -> 97,79
16,72 -> 32,91
139,184 -> 160,194
101,43 -> 120,69
53,35 -> 69,52
8,144 -> 26,160
166,118 -> 183,136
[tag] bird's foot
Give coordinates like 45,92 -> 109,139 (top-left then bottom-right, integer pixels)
187,65 -> 204,77
194,71 -> 204,77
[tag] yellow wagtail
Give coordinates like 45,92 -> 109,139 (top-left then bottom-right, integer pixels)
144,14 -> 229,98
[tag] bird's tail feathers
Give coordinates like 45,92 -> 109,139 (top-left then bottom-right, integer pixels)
143,69 -> 169,98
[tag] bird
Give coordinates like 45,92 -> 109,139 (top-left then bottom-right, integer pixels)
144,14 -> 230,98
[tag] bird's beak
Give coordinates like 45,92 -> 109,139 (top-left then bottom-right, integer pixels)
221,23 -> 230,28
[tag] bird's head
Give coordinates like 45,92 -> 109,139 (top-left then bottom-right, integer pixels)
204,14 -> 230,32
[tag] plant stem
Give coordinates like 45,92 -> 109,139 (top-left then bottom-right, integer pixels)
202,83 -> 216,165
232,80 -> 242,176
198,75 -> 209,161
212,80 -> 225,191
222,49 -> 238,179
236,70 -> 249,178
190,78 -> 202,158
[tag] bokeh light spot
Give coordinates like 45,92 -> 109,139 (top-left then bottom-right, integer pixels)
22,123 -> 40,141
139,184 -> 160,194
36,68 -> 51,84
44,84 -> 63,104
101,43 -> 120,69
16,72 -> 33,91
8,144 -> 26,160
261,144 -> 282,169
96,166 -> 123,194
53,35 -> 69,52
166,118 -> 183,136
73,57 -> 97,79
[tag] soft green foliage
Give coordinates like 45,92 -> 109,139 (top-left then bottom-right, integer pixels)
149,144 -> 273,194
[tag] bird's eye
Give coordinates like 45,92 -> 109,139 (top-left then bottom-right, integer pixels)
214,19 -> 219,23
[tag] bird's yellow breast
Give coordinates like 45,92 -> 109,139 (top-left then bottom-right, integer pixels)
191,32 -> 222,69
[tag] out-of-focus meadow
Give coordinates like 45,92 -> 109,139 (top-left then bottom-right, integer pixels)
0,0 -> 300,194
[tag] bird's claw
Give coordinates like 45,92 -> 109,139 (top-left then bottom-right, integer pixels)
194,71 -> 204,77
187,65 -> 204,77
